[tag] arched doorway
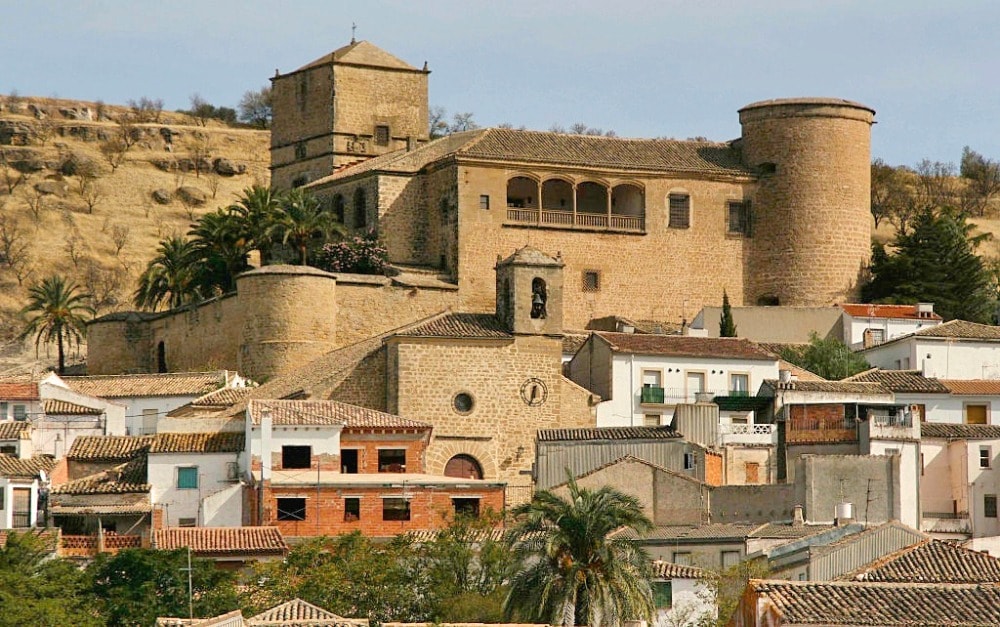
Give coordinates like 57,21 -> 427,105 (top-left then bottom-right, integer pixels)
445,454 -> 484,480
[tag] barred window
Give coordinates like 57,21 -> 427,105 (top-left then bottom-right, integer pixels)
728,200 -> 751,236
374,125 -> 390,146
582,270 -> 600,292
668,194 -> 690,229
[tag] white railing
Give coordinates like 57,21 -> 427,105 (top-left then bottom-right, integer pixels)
721,423 -> 775,436
719,422 -> 777,445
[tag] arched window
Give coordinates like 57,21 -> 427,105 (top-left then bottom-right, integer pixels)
332,194 -> 345,223
531,277 -> 547,319
541,179 -> 573,210
576,181 -> 607,215
353,188 -> 367,229
156,341 -> 167,373
611,184 -> 644,216
506,176 -> 538,209
445,454 -> 484,480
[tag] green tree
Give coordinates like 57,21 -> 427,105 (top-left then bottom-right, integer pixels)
238,86 -> 273,129
862,207 -> 994,322
960,146 -> 1000,217
188,209 -> 250,293
779,332 -> 870,380
271,188 -> 345,265
134,235 -> 202,310
504,476 -> 654,626
20,275 -> 94,374
228,185 -> 283,264
719,290 -> 737,337
870,159 -> 917,231
0,531 -> 101,626
703,560 -> 770,626
88,548 -> 238,626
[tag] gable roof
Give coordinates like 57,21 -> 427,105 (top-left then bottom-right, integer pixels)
0,454 -> 55,479
0,421 -> 29,440
866,319 -> 1000,351
53,454 -> 149,494
845,368 -> 950,394
762,379 -> 891,395
595,332 -> 776,361
537,426 -> 682,442
190,386 -> 251,408
294,40 -> 421,73
747,579 -> 1000,626
652,560 -> 706,579
154,526 -> 288,556
149,432 -> 245,454
941,380 -> 1000,396
248,598 -> 358,625
67,435 -> 153,462
63,372 -> 228,399
0,382 -> 38,401
921,423 -> 1000,440
390,312 -> 512,340
840,303 -> 943,321
248,399 -> 430,430
621,523 -> 760,541
844,539 -> 1000,583
42,399 -> 103,415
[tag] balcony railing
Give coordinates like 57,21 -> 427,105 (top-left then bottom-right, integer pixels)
11,511 -> 31,528
506,207 -> 645,233
719,423 -> 777,445
58,533 -> 142,558
637,388 -> 760,405
641,386 -> 665,404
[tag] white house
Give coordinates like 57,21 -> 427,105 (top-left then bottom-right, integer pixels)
652,561 -> 714,627
840,303 -> 942,349
567,331 -> 780,428
147,432 -> 244,528
32,378 -> 126,458
0,455 -> 55,529
861,320 -> 1000,379
848,369 -> 1000,426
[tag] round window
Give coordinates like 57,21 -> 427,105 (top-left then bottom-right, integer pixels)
453,392 -> 474,414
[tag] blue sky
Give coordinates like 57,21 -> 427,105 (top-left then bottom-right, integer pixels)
2,1 -> 996,166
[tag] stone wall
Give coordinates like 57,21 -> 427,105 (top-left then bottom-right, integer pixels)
795,454 -> 900,525
711,484 -> 796,524
334,278 -> 458,349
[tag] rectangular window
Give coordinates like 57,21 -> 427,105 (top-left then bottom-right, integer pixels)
344,497 -> 360,522
0,489 -> 5,510
727,201 -> 750,236
683,452 -> 696,471
12,405 -> 26,422
865,328 -> 886,347
294,141 -> 307,160
341,449 -> 359,474
652,581 -> 672,609
479,194 -> 490,210
141,408 -> 158,435
644,414 -> 661,427
178,517 -> 196,528
986,495 -> 998,518
981,447 -> 992,469
730,373 -> 749,396
668,194 -> 690,229
1,402 -> 8,418
282,445 -> 312,470
582,270 -> 601,292
967,404 -> 989,425
722,550 -> 741,568
452,497 -> 480,518
374,124 -> 390,146
383,497 -> 411,521
0,445 -> 14,456
176,467 -> 198,489
277,497 -> 307,521
378,449 -> 407,473
672,551 -> 692,565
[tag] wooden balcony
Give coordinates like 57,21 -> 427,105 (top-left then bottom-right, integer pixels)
505,207 -> 645,234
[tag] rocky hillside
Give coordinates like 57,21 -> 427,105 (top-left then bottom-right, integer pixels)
0,95 -> 270,375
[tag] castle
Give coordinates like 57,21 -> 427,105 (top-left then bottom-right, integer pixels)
88,39 -> 875,381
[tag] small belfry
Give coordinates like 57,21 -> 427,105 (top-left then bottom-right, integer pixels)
495,245 -> 564,336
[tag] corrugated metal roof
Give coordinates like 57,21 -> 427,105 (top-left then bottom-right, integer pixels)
537,426 -> 681,442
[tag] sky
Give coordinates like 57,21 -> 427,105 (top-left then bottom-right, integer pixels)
2,1 -> 997,166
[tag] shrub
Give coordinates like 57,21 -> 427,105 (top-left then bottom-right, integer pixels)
315,231 -> 387,274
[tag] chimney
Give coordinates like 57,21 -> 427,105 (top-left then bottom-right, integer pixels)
792,504 -> 804,527
406,136 -> 415,151
835,502 -> 855,527
260,407 -> 273,481
779,369 -> 792,384
917,302 -> 934,319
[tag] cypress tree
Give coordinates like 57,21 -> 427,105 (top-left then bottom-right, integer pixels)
719,290 -> 738,337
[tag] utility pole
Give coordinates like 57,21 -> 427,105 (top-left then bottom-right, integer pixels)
180,546 -> 193,619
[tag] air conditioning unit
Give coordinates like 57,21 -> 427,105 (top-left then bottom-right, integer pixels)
225,461 -> 240,482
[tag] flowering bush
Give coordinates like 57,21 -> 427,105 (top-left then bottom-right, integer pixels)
315,230 -> 388,275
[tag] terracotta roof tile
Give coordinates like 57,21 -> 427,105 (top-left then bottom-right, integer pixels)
42,399 -> 103,415
154,527 -> 288,556
921,423 -> 1000,440
941,380 -> 1000,395
192,387 -> 252,407
498,245 -> 563,267
295,40 -> 420,72
0,421 -> 29,440
651,561 -> 706,579
748,523 -> 837,539
846,369 -> 950,393
596,332 -> 775,361
537,426 -> 681,442
0,454 -> 55,479
749,579 -> 1000,625
0,382 -> 39,400
841,303 -> 943,321
53,454 -> 149,494
763,379 -> 891,394
621,524 -> 759,541
392,312 -> 512,340
67,435 -> 153,461
869,320 -> 1000,351
50,503 -> 151,515
846,539 -> 1000,583
63,372 -> 228,398
149,432 -> 244,454
249,399 -> 431,430
248,598 -> 357,625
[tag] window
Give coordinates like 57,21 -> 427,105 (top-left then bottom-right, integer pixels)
383,497 -> 411,521
378,449 -> 406,473
344,497 -> 360,522
341,449 -> 359,474
0,402 -> 7,418
353,188 -> 367,228
531,278 -> 547,319
479,194 -> 490,210
981,447 -> 992,469
683,452 -> 696,470
652,581 -> 672,609
178,517 -> 196,527
140,408 -> 158,436
0,445 -> 14,456
672,551 -> 692,565
374,125 -> 390,146
730,373 -> 749,396
453,497 -> 480,518
282,445 -> 312,469
967,404 -> 989,425
445,455 -> 483,479
294,142 -> 307,160
0,489 -> 4,510
722,550 -> 741,568
582,270 -> 600,292
177,467 -> 198,489
728,201 -> 750,236
332,194 -> 345,223
644,414 -> 661,427
12,405 -> 26,422
986,494 -> 998,518
453,392 -> 474,415
668,194 -> 690,229
277,497 -> 307,521
864,328 -> 885,347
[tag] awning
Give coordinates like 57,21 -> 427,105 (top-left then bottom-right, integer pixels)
713,395 -> 772,412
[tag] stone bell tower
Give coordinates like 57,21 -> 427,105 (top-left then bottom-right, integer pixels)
495,246 -> 564,336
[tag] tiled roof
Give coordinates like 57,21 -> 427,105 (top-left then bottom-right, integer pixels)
748,523 -> 836,539
392,312 -> 512,340
191,386 -> 251,407
50,503 -> 151,515
0,421 -> 29,440
941,380 -> 1000,395
249,399 -> 431,429
67,435 -> 153,461
762,379 -> 891,395
0,382 -> 38,400
537,426 -> 681,442
248,598 -> 357,625
845,539 -> 1000,583
921,423 -> 1000,440
869,320 -> 1000,351
53,454 -> 149,494
748,579 -> 1000,626
624,524 -> 760,541
779,360 -> 828,382
149,432 -> 245,454
154,527 -> 288,556
846,369 -> 950,394
42,399 -> 103,415
652,561 -> 706,579
596,332 -> 776,361
295,40 -> 420,72
840,303 -> 943,321
498,245 -> 563,267
63,372 -> 227,398
0,454 -> 55,479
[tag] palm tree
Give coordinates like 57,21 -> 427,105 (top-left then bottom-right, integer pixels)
189,209 -> 250,292
20,275 -> 94,374
134,235 -> 201,310
504,476 -> 655,626
228,185 -> 282,264
271,188 -> 346,265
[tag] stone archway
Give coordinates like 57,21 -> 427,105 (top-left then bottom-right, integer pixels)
445,454 -> 484,480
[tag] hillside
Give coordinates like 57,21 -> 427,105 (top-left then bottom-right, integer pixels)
0,95 -> 270,374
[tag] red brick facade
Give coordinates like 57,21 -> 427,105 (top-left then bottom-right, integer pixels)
787,404 -> 858,444
705,450 -> 723,486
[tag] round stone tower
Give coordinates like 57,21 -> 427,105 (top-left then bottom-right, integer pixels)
236,265 -> 339,381
739,98 -> 875,307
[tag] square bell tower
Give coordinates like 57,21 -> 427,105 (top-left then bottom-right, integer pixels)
495,246 -> 564,337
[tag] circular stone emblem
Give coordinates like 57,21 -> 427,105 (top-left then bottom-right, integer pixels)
520,378 -> 548,407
